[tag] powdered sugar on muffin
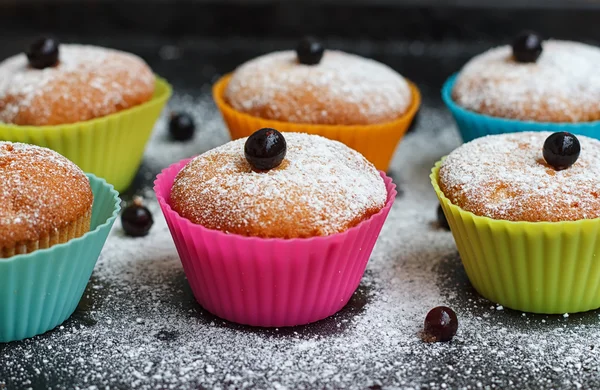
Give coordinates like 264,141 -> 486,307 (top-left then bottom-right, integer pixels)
225,50 -> 412,125
439,132 -> 600,222
170,133 -> 387,238
452,40 -> 600,122
0,44 -> 155,125
0,142 -> 93,252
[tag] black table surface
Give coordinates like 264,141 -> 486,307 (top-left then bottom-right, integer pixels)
2,4 -> 600,388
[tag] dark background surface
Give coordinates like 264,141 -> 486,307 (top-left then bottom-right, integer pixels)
0,1 -> 599,389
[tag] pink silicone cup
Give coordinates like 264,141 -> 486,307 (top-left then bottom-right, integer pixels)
154,158 -> 397,327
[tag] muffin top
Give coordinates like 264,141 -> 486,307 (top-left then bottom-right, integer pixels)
438,132 -> 600,222
0,44 -> 155,126
170,133 -> 387,238
225,50 -> 412,126
452,40 -> 600,122
0,142 -> 93,248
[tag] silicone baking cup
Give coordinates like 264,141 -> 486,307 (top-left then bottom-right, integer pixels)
0,77 -> 172,193
155,158 -> 396,327
0,174 -> 120,342
442,73 -> 600,143
431,161 -> 600,314
213,74 -> 420,172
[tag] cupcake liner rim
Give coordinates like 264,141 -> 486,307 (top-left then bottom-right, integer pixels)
0,75 -> 172,131
154,157 -> 397,244
213,73 -> 421,132
431,159 -> 600,227
0,173 -> 121,264
442,73 -> 600,129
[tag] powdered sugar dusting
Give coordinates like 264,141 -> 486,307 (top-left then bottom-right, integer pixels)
3,112 -> 600,389
452,40 -> 600,122
170,133 -> 387,238
0,44 -> 155,125
439,132 -> 600,222
0,142 -> 93,249
225,50 -> 412,125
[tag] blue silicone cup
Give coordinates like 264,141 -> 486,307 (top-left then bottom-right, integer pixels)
0,174 -> 120,343
442,73 -> 600,143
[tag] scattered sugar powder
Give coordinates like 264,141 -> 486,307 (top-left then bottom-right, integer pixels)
225,50 -> 412,125
2,96 -> 600,389
452,40 -> 600,122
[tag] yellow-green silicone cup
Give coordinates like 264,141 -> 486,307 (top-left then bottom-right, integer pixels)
0,76 -> 172,193
431,160 -> 600,314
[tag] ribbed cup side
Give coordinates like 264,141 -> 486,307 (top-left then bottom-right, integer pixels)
155,159 -> 396,327
0,78 -> 171,192
213,74 -> 420,172
0,175 -> 120,342
442,73 -> 600,143
432,162 -> 600,314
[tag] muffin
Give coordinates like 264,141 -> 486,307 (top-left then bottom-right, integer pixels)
0,37 -> 172,192
0,143 -> 121,342
170,131 -> 387,238
0,42 -> 155,125
442,32 -> 600,142
431,131 -> 600,314
155,129 -> 397,327
0,142 -> 93,258
213,37 -> 420,171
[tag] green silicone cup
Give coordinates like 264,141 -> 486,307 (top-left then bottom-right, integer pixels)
431,161 -> 600,314
0,174 -> 120,343
0,77 -> 172,193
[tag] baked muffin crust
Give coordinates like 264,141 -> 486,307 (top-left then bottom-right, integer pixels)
170,133 -> 387,238
225,50 -> 412,126
452,40 -> 600,123
439,132 -> 600,222
0,44 -> 155,126
0,142 -> 93,251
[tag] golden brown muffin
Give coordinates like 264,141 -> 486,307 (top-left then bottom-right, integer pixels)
452,40 -> 600,123
0,44 -> 155,126
170,133 -> 387,238
224,50 -> 412,126
0,142 -> 94,257
439,132 -> 600,222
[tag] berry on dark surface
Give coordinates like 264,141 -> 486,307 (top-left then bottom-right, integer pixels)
437,204 -> 450,230
543,132 -> 581,171
27,37 -> 60,69
512,31 -> 543,63
244,128 -> 287,171
122,197 -> 154,237
169,112 -> 195,141
296,36 -> 325,65
422,306 -> 458,343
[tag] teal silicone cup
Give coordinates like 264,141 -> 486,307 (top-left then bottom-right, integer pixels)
0,174 -> 120,343
442,73 -> 600,143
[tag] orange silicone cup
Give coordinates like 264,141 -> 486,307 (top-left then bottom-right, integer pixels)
213,74 -> 421,172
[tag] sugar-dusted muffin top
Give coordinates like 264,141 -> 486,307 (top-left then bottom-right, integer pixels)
452,40 -> 600,122
170,133 -> 388,238
0,142 -> 93,249
225,50 -> 412,126
0,44 -> 155,126
439,132 -> 600,222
